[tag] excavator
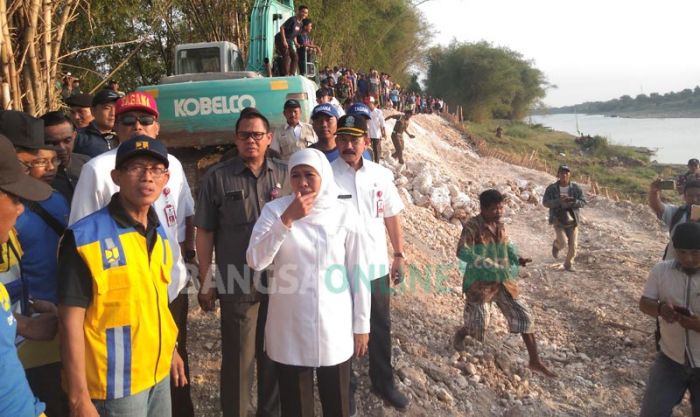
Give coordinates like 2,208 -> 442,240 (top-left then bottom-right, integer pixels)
137,0 -> 317,148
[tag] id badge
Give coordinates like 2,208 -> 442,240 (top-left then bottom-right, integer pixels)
375,190 -> 384,218
164,204 -> 177,227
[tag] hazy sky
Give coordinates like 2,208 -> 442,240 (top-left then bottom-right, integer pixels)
418,0 -> 700,107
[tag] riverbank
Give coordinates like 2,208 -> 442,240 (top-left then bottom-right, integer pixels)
540,110 -> 700,119
457,118 -> 683,202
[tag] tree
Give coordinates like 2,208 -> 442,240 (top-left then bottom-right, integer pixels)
62,0 -> 430,93
0,0 -> 81,115
406,73 -> 422,94
425,41 -> 546,121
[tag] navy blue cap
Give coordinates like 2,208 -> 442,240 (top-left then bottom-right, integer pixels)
284,99 -> 301,109
558,164 -> 571,172
311,103 -> 339,120
116,135 -> 169,169
336,115 -> 367,137
347,103 -> 371,120
92,89 -> 121,107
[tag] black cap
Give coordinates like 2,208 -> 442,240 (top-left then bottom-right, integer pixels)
336,114 -> 368,137
558,164 -> 571,173
0,134 -> 51,201
688,158 -> 699,166
115,135 -> 169,169
673,222 -> 700,250
316,88 -> 328,99
92,89 -> 121,107
65,93 -> 94,108
284,99 -> 301,109
0,111 -> 47,150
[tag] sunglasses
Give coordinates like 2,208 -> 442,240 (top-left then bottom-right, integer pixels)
119,115 -> 156,126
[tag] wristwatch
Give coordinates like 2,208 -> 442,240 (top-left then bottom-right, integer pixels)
394,252 -> 405,258
184,249 -> 197,262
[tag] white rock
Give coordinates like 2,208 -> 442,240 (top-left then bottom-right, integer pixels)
435,387 -> 454,405
430,185 -> 451,214
413,172 -> 433,195
452,192 -> 471,209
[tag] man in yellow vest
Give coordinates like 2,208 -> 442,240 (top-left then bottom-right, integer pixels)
57,135 -> 187,417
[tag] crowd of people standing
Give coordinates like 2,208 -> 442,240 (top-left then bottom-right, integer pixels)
1,6 -> 699,416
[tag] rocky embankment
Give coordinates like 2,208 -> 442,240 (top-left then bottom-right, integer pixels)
186,113 -> 683,416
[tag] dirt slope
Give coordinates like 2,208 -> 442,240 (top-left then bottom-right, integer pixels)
185,113 -> 682,417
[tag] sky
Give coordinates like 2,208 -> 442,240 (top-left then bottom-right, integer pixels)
417,0 -> 700,107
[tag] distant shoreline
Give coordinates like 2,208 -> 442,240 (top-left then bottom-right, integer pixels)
534,110 -> 700,119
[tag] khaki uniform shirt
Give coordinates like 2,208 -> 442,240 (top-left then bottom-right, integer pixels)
195,157 -> 290,302
270,122 -> 317,160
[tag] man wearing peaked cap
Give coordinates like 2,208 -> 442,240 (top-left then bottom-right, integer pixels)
73,88 -> 120,157
270,99 -> 317,160
0,110 -> 72,415
64,93 -> 94,129
68,91 -> 196,417
0,133 -> 56,417
331,113 -> 410,413
58,134 -> 186,416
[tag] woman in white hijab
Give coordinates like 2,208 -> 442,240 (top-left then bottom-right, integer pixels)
247,148 -> 370,417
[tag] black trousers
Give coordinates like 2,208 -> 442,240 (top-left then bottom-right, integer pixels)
276,358 -> 351,417
351,275 -> 394,395
169,291 -> 194,417
26,362 -> 69,417
220,297 -> 280,417
370,138 -> 381,163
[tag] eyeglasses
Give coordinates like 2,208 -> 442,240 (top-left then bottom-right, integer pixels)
20,157 -> 61,169
119,115 -> 156,126
236,131 -> 267,141
122,164 -> 168,178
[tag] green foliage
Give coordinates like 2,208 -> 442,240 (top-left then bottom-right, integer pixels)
406,73 -> 422,94
62,0 -> 429,92
544,85 -> 700,117
468,119 -> 670,200
425,41 -> 547,122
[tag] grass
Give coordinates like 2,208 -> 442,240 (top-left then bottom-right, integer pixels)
462,119 -> 682,202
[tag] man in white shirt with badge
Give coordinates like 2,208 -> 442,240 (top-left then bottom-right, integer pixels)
68,91 -> 196,417
270,99 -> 317,160
331,113 -> 410,414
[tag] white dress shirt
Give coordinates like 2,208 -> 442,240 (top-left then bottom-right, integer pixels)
246,195 -> 371,367
270,122 -> 317,160
331,158 -> 404,280
68,147 -> 195,301
368,108 -> 386,139
643,261 -> 700,367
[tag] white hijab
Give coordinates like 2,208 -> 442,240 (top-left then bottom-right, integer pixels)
288,148 -> 341,222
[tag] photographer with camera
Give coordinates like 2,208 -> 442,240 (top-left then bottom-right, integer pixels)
649,179 -> 700,260
542,165 -> 587,272
639,222 -> 700,416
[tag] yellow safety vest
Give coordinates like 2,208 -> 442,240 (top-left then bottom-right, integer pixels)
71,207 -> 176,400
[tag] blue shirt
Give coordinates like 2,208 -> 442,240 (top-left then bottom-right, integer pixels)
0,284 -> 45,417
311,146 -> 371,163
15,191 -> 70,303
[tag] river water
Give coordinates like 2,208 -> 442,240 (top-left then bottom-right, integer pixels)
529,114 -> 700,165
